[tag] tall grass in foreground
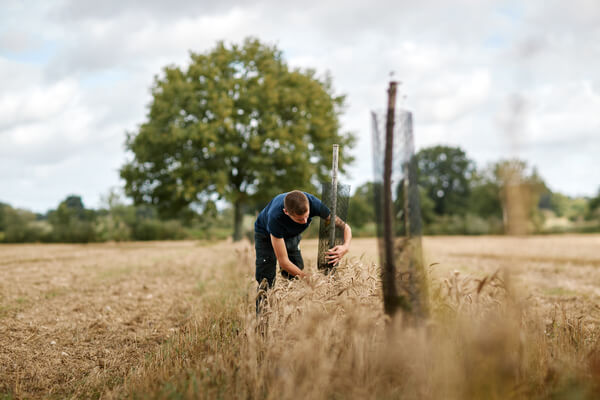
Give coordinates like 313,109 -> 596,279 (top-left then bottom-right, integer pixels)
114,254 -> 600,400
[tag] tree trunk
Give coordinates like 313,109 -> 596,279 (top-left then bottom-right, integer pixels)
233,201 -> 244,242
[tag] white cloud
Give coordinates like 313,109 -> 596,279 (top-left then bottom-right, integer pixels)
418,69 -> 492,123
0,78 -> 78,131
528,81 -> 600,145
0,29 -> 38,52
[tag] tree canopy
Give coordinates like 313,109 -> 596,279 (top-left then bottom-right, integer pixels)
121,37 -> 354,240
589,187 -> 600,216
47,195 -> 97,243
415,145 -> 475,216
347,182 -> 376,229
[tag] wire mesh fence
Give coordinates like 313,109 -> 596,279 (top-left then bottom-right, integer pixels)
317,182 -> 351,272
371,110 -> 422,238
371,107 -> 428,318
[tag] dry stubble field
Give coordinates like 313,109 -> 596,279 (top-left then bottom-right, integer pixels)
1,235 -> 600,399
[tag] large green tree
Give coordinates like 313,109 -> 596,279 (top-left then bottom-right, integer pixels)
121,38 -> 354,240
468,169 -> 503,219
348,182 -> 376,229
415,145 -> 476,216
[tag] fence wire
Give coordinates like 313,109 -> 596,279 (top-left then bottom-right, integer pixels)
371,108 -> 427,318
371,110 -> 422,240
317,182 -> 350,272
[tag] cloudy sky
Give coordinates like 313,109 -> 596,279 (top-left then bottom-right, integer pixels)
1,0 -> 599,213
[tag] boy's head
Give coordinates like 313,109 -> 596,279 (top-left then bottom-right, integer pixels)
283,190 -> 309,224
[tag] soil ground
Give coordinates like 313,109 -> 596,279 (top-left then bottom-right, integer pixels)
1,235 -> 599,398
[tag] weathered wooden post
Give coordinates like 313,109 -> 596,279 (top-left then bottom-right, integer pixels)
382,82 -> 400,316
329,144 -> 339,249
372,81 -> 428,322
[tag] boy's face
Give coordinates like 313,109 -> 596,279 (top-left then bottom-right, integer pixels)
283,208 -> 309,224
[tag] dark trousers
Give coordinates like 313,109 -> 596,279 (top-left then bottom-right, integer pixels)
255,232 -> 304,314
255,232 -> 304,288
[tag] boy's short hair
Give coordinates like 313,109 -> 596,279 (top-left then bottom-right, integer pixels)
284,191 -> 309,215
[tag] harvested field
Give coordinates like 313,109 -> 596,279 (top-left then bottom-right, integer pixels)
1,236 -> 600,399
0,241 -> 251,398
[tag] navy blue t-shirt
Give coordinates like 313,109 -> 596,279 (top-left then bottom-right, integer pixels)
254,192 -> 330,239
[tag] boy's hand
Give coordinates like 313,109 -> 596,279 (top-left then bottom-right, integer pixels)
325,244 -> 349,265
299,271 -> 311,281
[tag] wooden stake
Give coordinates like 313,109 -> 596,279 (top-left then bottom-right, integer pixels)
383,81 -> 399,316
329,144 -> 339,249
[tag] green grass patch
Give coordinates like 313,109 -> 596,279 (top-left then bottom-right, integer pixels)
195,281 -> 206,296
0,296 -> 31,318
96,265 -> 135,281
543,287 -> 580,297
122,261 -> 248,399
44,288 -> 67,300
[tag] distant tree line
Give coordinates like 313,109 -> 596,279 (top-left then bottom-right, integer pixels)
347,145 -> 600,236
2,145 -> 598,243
0,191 -> 234,243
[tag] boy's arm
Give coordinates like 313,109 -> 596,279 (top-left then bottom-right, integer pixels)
270,235 -> 306,278
325,216 -> 352,265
